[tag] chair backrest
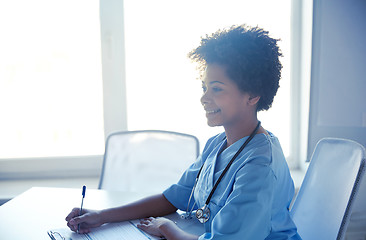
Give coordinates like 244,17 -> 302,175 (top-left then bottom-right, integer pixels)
98,130 -> 200,193
290,138 -> 365,240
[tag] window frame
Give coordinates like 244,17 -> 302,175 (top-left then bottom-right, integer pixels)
288,0 -> 313,171
0,0 -> 312,180
0,0 -> 128,180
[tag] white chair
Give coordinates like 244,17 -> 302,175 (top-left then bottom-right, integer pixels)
290,138 -> 366,240
98,130 -> 200,194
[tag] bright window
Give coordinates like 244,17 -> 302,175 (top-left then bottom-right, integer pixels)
124,0 -> 291,156
0,0 -> 292,160
0,0 -> 104,158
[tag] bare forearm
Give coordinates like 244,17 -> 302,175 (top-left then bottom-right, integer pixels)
100,194 -> 177,223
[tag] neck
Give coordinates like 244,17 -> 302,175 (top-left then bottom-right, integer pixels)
224,117 -> 259,147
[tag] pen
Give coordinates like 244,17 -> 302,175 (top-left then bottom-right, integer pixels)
77,185 -> 86,233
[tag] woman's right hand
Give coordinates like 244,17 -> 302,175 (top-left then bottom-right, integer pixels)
65,208 -> 103,234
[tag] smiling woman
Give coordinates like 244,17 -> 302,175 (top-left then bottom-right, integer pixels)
124,0 -> 291,156
65,24 -> 301,240
200,64 -> 259,130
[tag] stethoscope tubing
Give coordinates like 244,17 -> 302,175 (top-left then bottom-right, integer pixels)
185,121 -> 261,222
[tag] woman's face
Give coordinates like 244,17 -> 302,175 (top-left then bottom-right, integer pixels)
200,64 -> 258,128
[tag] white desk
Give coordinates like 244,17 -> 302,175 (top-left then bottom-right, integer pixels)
3,187 -> 364,240
0,187 -> 149,240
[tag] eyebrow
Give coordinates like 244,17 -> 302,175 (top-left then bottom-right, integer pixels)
210,81 -> 225,85
202,80 -> 226,85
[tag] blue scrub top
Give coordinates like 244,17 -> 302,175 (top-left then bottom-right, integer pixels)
163,132 -> 302,240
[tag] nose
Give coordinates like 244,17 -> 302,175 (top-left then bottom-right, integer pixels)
200,89 -> 210,106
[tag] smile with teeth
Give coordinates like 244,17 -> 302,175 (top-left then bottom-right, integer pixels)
206,109 -> 221,114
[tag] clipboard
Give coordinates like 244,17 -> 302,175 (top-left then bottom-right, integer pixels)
47,220 -> 162,240
47,213 -> 204,240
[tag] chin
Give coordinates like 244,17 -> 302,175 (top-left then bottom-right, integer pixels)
207,121 -> 222,127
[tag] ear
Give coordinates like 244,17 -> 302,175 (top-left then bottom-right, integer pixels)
248,95 -> 260,106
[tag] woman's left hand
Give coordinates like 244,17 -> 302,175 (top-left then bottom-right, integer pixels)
137,217 -> 175,237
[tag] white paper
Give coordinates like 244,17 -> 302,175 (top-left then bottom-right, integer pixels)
48,213 -> 204,240
48,221 -> 161,240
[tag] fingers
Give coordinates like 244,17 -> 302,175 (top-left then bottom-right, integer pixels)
76,226 -> 92,234
137,217 -> 166,238
67,216 -> 92,233
137,217 -> 153,228
67,216 -> 81,232
65,208 -> 80,221
136,220 -> 150,233
139,217 -> 154,225
67,219 -> 78,232
65,208 -> 88,233
136,223 -> 148,234
66,208 -> 103,234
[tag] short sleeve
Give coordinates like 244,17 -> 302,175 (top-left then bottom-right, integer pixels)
198,163 -> 275,240
163,155 -> 204,211
163,133 -> 224,211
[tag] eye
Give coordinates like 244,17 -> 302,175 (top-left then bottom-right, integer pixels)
202,85 -> 207,93
212,87 -> 222,92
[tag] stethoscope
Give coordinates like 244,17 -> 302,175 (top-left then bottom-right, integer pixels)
182,121 -> 261,223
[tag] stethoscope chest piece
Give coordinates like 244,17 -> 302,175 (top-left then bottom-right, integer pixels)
196,204 -> 210,223
185,121 -> 261,224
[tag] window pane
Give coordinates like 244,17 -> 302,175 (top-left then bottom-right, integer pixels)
124,0 -> 291,156
0,0 -> 104,158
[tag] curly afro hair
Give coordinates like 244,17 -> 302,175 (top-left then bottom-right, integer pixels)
188,25 -> 283,111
